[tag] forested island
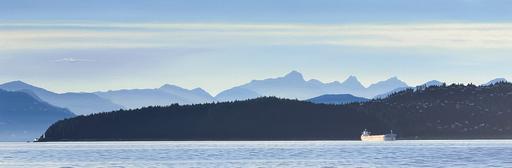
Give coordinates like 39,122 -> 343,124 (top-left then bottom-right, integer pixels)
39,82 -> 512,141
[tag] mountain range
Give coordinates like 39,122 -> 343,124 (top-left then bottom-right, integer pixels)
216,71 -> 409,101
374,80 -> 445,99
92,71 -> 411,107
0,89 -> 75,141
0,81 -> 123,115
94,84 -> 216,109
1,73 -> 507,115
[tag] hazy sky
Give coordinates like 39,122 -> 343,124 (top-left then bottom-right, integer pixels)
1,0 -> 512,95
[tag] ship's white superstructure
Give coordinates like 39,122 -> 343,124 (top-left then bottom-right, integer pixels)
360,129 -> 396,141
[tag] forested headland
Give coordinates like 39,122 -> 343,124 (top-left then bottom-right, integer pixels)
39,82 -> 512,141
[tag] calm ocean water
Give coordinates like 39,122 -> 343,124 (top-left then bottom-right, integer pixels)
1,140 -> 512,168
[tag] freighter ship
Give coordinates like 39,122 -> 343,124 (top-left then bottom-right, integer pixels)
360,129 -> 397,141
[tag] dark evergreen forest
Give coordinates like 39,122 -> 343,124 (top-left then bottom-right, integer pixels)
39,82 -> 512,141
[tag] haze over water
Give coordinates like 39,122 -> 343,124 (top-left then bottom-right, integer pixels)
1,140 -> 512,168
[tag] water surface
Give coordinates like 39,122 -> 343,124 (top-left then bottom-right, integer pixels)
1,140 -> 511,167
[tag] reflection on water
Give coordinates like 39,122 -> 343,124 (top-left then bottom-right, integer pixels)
1,140 -> 512,167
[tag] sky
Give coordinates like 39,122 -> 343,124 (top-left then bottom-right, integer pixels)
1,0 -> 512,95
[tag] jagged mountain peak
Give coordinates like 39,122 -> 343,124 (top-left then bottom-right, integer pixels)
283,70 -> 304,80
346,75 -> 358,81
342,75 -> 360,84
